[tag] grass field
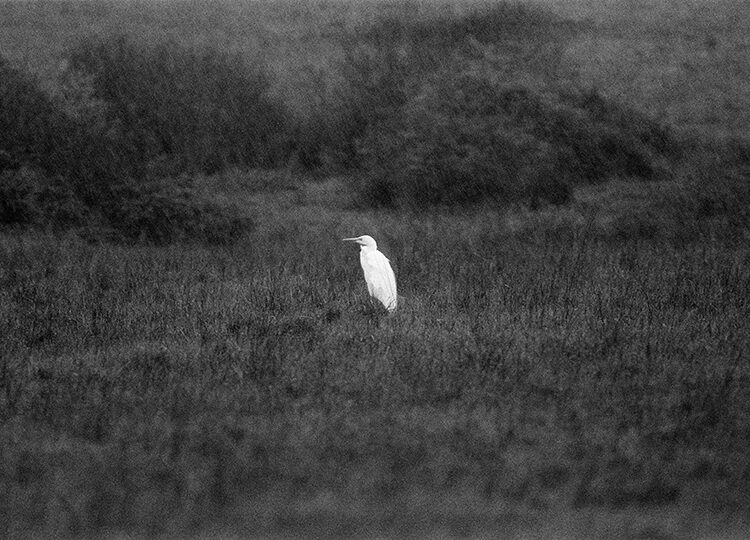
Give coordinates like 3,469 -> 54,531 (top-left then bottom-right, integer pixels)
2,0 -> 750,538
2,175 -> 750,537
2,178 -> 750,537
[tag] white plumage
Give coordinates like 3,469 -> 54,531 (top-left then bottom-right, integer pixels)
342,235 -> 397,313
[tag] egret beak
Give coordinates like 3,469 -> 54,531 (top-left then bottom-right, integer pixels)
342,237 -> 359,242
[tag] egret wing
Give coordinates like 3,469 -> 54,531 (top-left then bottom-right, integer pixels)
360,250 -> 397,312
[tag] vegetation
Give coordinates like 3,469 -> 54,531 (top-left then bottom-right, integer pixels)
0,167 -> 88,228
327,4 -> 692,209
68,36 -> 287,175
354,76 -> 683,208
0,39 -> 261,242
1,186 -> 749,536
0,0 -> 749,537
359,1 -> 577,47
2,2 -> 747,219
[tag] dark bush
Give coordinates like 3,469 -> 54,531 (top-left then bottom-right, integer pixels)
552,89 -> 678,182
681,137 -> 750,228
296,2 -> 584,179
322,2 -> 680,209
292,2 -> 579,173
288,98 -> 364,171
0,167 -> 89,227
288,43 -> 419,172
0,58 -> 72,174
0,167 -> 38,225
103,180 -> 252,245
0,53 -> 251,244
356,94 -> 558,207
354,72 -> 678,209
0,54 -> 144,213
0,56 -> 131,229
68,36 -> 288,175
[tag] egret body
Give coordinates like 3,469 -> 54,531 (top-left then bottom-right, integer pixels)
342,235 -> 397,313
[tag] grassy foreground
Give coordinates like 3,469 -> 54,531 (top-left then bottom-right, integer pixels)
2,177 -> 750,537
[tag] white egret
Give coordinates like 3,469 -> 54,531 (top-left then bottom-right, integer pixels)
342,235 -> 397,313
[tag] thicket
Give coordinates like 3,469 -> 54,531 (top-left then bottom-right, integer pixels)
287,3 -> 581,175
67,36 -> 287,175
354,75 -> 685,208
0,42 -> 262,243
2,2 -> 749,231
0,167 -> 87,228
0,58 -> 95,227
304,4 -> 695,209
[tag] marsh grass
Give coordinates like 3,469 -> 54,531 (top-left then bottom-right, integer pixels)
1,181 -> 749,536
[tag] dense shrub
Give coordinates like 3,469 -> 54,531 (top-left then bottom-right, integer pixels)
355,88 -> 559,207
681,137 -> 750,228
3,55 -> 133,184
0,59 -> 112,227
293,2 -> 579,174
0,167 -> 89,227
0,168 -> 47,225
304,1 -> 682,210
68,36 -> 288,175
102,180 -> 252,244
287,44 -> 418,171
0,53 -> 250,244
0,164 -> 250,244
553,89 -> 678,182
354,72 -> 679,209
0,58 -> 72,174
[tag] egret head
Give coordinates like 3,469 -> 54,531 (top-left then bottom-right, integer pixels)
342,235 -> 377,249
